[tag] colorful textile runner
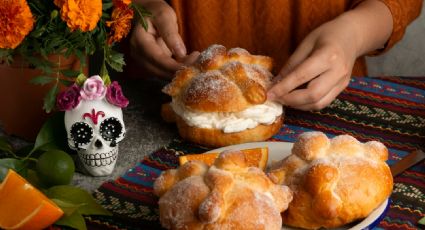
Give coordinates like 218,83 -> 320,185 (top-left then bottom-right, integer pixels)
87,76 -> 425,230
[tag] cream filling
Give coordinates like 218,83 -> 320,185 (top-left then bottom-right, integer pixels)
171,100 -> 283,133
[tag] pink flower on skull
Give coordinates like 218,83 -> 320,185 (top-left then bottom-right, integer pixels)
56,84 -> 82,111
80,75 -> 106,100
106,81 -> 129,108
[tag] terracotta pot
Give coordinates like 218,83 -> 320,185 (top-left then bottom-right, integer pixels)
0,55 -> 87,141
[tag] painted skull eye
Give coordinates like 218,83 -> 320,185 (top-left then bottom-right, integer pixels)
70,122 -> 93,147
100,117 -> 123,142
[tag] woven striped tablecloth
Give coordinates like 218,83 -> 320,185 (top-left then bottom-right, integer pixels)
87,76 -> 425,230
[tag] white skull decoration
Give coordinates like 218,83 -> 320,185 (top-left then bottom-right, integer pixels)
59,75 -> 128,176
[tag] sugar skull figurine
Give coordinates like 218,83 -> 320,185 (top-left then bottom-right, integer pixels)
57,75 -> 129,176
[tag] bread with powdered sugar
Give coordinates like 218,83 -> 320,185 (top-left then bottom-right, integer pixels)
268,131 -> 393,229
161,44 -> 283,147
154,150 -> 293,230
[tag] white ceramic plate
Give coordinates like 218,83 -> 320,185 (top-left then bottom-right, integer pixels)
207,141 -> 389,230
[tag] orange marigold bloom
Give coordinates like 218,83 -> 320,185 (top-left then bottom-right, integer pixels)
0,0 -> 34,49
106,2 -> 134,45
59,0 -> 102,32
121,0 -> 132,5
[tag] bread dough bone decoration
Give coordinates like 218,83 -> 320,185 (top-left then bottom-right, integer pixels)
61,75 -> 129,176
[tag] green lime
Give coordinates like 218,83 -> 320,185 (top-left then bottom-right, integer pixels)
36,150 -> 75,186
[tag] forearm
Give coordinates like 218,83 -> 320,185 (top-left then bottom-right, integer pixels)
339,0 -> 393,57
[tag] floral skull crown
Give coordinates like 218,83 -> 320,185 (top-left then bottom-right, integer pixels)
56,75 -> 129,111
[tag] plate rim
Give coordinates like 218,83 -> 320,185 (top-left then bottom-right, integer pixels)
206,141 -> 389,230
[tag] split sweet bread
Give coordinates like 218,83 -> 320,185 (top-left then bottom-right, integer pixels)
154,150 -> 293,230
161,44 -> 284,147
268,131 -> 393,229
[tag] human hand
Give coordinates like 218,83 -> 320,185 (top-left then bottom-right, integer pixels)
267,18 -> 358,111
130,0 -> 199,79
267,0 -> 392,111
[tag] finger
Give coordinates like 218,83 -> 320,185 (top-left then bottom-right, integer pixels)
268,48 -> 330,101
180,51 -> 200,65
157,36 -> 173,57
278,39 -> 315,81
294,76 -> 350,111
277,70 -> 338,107
134,25 -> 183,73
130,39 -> 179,78
152,5 -> 186,58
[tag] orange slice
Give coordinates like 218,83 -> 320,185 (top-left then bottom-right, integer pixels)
179,147 -> 269,170
0,170 -> 64,230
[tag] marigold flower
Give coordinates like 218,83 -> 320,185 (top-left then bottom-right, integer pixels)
0,0 -> 34,49
59,0 -> 102,32
106,1 -> 134,45
121,0 -> 132,5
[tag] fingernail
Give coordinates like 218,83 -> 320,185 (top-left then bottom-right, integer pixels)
173,44 -> 186,58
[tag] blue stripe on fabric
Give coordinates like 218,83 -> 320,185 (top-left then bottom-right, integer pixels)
272,125 -> 326,142
412,163 -> 425,173
122,163 -> 163,187
349,77 -> 425,103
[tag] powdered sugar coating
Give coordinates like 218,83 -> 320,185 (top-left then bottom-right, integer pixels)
298,131 -> 326,139
198,192 -> 222,223
184,71 -> 233,104
268,131 -> 393,229
158,176 -> 210,229
166,44 -> 275,115
155,151 -> 293,230
197,44 -> 225,64
221,61 -> 271,88
228,47 -> 250,55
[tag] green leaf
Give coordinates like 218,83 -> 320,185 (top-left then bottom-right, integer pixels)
75,73 -> 87,86
43,83 -> 59,113
24,56 -> 54,74
105,48 -> 125,72
25,169 -> 48,190
102,2 -> 113,10
0,137 -> 13,154
102,74 -> 111,86
52,198 -> 86,217
0,158 -> 27,182
59,79 -> 74,87
100,62 -> 109,80
30,25 -> 46,38
55,211 -> 87,230
419,216 -> 425,225
60,69 -> 81,78
132,3 -> 152,31
30,112 -> 67,155
74,50 -> 86,66
39,142 -> 63,152
0,49 -> 13,64
30,76 -> 54,85
45,185 -> 112,216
